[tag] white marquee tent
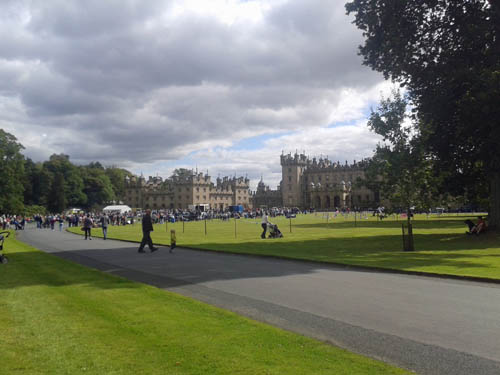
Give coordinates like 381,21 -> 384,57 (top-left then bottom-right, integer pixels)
102,205 -> 132,214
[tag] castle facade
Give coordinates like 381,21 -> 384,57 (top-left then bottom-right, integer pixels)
123,172 -> 251,210
123,152 -> 378,211
254,152 -> 378,210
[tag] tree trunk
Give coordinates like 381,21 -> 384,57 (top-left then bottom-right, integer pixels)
406,204 -> 414,251
489,172 -> 500,229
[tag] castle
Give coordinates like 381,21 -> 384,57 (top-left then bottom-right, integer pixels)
254,152 -> 378,210
123,172 -> 251,210
123,152 -> 378,210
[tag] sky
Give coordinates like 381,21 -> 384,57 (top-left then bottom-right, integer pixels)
0,0 -> 393,190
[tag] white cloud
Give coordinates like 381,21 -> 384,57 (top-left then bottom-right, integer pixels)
0,0 -> 390,189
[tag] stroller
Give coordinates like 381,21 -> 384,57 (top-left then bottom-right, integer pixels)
267,223 -> 283,239
0,231 -> 10,264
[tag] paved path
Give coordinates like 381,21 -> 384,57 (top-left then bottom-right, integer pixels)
18,228 -> 500,375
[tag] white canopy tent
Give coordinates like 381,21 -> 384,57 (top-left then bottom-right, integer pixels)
102,205 -> 132,214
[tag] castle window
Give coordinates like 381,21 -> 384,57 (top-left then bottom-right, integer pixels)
288,168 -> 291,172
288,176 -> 291,182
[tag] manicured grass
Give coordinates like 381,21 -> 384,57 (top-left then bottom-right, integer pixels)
69,213 -> 500,280
2,232 -> 408,374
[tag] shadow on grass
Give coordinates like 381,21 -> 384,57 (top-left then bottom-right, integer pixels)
3,227 -> 499,291
293,218 -> 477,230
187,231 -> 500,277
0,247 -> 143,291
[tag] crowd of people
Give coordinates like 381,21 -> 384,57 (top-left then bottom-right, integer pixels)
1,208 -> 489,240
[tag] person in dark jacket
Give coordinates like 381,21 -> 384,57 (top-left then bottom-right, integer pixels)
138,209 -> 159,253
83,214 -> 93,240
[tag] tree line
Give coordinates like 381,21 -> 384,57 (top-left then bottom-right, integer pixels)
347,0 -> 499,228
0,129 -> 132,215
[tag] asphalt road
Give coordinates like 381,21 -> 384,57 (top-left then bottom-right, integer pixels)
18,228 -> 500,375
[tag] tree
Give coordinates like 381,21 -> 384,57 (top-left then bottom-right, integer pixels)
23,158 -> 38,206
81,167 -> 115,210
105,167 -> 133,203
346,0 -> 500,227
43,154 -> 86,209
365,90 -> 438,212
47,172 -> 67,213
0,129 -> 25,213
172,168 -> 194,178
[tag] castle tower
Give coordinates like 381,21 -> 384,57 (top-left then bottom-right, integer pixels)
280,152 -> 308,207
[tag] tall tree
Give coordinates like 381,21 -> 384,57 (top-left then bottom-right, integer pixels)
47,172 -> 67,213
81,167 -> 115,210
346,0 -> 500,227
363,91 -> 438,248
44,154 -> 86,208
23,158 -> 38,206
0,129 -> 25,213
105,167 -> 133,203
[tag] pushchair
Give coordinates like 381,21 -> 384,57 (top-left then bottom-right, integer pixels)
0,231 -> 10,264
268,223 -> 283,239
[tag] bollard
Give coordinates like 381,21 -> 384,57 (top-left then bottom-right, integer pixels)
170,229 -> 176,253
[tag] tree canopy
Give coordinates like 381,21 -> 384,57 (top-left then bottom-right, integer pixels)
0,128 -> 134,215
0,129 -> 25,213
363,91 -> 438,216
346,0 -> 500,226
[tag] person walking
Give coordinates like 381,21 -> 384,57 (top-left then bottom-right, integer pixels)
83,214 -> 93,240
261,211 -> 268,239
100,213 -> 110,240
138,209 -> 158,253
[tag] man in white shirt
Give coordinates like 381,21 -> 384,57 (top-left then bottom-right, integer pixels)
261,212 -> 268,239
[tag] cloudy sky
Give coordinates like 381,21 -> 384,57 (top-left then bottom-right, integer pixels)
0,0 -> 392,189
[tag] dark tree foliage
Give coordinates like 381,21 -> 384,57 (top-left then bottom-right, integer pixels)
23,158 -> 38,205
364,91 -> 438,223
0,129 -> 25,213
346,0 -> 500,226
105,167 -> 133,202
42,154 -> 87,209
48,172 -> 67,213
81,167 -> 115,210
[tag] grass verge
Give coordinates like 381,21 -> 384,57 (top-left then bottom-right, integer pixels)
1,232 -> 408,374
69,213 -> 500,280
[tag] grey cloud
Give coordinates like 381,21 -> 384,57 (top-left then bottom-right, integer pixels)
0,0 -> 385,170
27,1 -> 168,38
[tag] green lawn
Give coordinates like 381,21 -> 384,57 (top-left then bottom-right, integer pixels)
1,232 -> 408,374
70,213 -> 500,280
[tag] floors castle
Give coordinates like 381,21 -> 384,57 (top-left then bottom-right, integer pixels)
254,152 -> 378,210
123,153 -> 378,210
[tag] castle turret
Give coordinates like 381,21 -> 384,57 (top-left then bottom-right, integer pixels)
281,152 -> 308,207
